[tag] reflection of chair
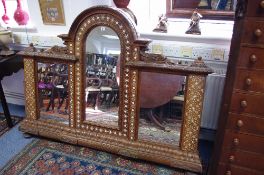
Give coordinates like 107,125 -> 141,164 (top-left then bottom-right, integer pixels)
85,77 -> 102,109
56,77 -> 69,114
100,78 -> 113,107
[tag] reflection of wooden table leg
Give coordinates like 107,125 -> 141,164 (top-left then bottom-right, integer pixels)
146,109 -> 165,130
0,81 -> 13,127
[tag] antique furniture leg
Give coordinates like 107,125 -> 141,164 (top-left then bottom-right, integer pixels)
0,81 -> 13,127
146,108 -> 165,130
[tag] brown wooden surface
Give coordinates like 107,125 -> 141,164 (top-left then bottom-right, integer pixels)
166,0 -> 235,20
245,0 -> 264,17
234,68 -> 264,92
242,19 -> 264,45
226,113 -> 264,135
222,130 -> 264,154
237,46 -> 264,69
211,0 -> 264,174
220,148 -> 264,172
230,92 -> 264,115
216,163 -> 264,175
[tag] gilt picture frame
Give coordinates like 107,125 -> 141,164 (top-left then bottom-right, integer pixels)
39,0 -> 65,25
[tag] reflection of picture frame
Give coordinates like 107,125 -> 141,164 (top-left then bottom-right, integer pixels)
39,0 -> 65,25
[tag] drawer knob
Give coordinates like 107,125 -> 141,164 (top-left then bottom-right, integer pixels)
240,100 -> 247,108
254,29 -> 262,37
233,138 -> 239,146
237,120 -> 244,128
226,170 -> 232,175
260,1 -> 264,9
229,155 -> 235,162
245,78 -> 252,86
250,54 -> 257,63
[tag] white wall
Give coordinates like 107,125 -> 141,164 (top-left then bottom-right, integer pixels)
26,0 -> 113,36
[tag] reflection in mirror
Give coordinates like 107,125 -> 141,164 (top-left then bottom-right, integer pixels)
138,72 -> 186,147
84,26 -> 120,128
173,0 -> 236,10
37,62 -> 69,125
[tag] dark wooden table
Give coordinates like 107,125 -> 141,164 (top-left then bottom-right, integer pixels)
0,52 -> 23,127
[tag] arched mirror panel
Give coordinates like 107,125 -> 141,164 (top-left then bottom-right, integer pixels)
84,26 -> 120,128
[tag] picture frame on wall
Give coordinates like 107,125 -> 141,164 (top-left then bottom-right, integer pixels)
39,0 -> 65,25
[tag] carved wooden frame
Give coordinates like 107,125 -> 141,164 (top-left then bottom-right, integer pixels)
19,6 -> 213,173
166,0 -> 235,20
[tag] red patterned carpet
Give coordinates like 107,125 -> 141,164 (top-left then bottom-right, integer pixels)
0,139 -> 185,175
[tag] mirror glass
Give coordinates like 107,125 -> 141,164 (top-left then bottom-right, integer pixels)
84,26 -> 120,128
138,72 -> 186,148
37,62 -> 69,125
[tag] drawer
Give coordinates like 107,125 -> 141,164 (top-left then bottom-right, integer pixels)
230,92 -> 264,116
242,20 -> 264,45
238,47 -> 264,69
234,69 -> 264,93
220,149 -> 264,172
216,163 -> 263,175
227,113 -> 264,135
246,0 -> 264,17
222,130 -> 264,154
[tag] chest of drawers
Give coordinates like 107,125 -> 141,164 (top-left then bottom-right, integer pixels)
210,1 -> 264,174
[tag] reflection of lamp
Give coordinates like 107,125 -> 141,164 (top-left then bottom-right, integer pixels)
1,0 -> 9,24
14,0 -> 29,25
102,34 -> 119,40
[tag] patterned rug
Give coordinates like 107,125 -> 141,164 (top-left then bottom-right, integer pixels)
0,139 -> 186,175
0,114 -> 23,136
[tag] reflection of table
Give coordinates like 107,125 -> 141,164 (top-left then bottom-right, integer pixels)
0,53 -> 23,127
140,72 -> 185,130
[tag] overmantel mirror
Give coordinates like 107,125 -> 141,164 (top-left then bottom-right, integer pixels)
19,6 -> 213,173
166,0 -> 236,19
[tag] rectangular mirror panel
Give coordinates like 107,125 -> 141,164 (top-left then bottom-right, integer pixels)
138,72 -> 186,147
37,62 -> 69,125
84,26 -> 120,128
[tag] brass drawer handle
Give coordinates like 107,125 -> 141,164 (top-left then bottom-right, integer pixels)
240,100 -> 247,108
250,54 -> 257,63
229,155 -> 235,162
237,120 -> 244,128
245,78 -> 252,86
226,170 -> 232,175
260,1 -> 264,9
233,138 -> 239,146
254,29 -> 262,37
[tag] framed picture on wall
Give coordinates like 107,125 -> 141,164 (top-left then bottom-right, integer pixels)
39,0 -> 65,25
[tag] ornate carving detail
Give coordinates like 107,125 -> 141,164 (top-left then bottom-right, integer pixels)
23,59 -> 37,120
20,6 -> 211,173
18,45 -> 77,62
180,75 -> 205,152
188,56 -> 213,72
69,64 -> 75,128
127,56 -> 213,74
44,45 -> 68,54
74,13 -> 134,136
140,51 -> 175,65
129,70 -> 138,140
